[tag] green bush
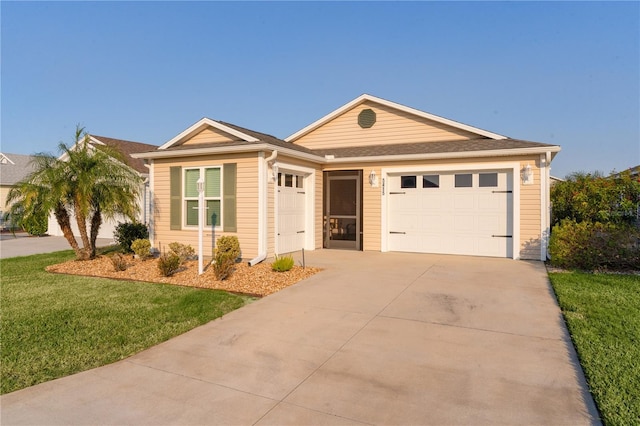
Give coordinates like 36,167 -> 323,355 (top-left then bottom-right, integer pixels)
213,236 -> 241,261
157,253 -> 181,277
549,219 -> 640,270
109,253 -> 128,271
551,171 -> 640,227
114,222 -> 148,253
21,211 -> 48,236
212,236 -> 241,281
271,255 -> 294,272
131,239 -> 152,260
168,242 -> 196,263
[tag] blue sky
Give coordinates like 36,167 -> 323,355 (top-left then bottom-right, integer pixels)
2,1 -> 638,178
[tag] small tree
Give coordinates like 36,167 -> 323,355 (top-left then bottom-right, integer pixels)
6,126 -> 143,260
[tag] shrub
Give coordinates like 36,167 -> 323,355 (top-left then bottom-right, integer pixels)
212,236 -> 241,281
21,211 -> 48,236
168,242 -> 196,263
114,222 -> 148,253
157,253 -> 181,277
272,255 -> 294,272
131,239 -> 152,260
109,253 -> 128,271
213,236 -> 241,262
549,219 -> 640,270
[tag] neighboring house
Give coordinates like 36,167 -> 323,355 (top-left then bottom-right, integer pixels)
0,152 -> 37,229
132,94 -> 560,262
47,135 -> 158,240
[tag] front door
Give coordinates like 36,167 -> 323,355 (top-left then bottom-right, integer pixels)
324,171 -> 362,250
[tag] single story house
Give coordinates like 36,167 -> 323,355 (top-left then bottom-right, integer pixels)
132,94 -> 560,263
47,135 -> 158,239
1,152 -> 37,229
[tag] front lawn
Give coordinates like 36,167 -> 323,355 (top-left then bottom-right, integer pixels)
548,271 -> 640,426
0,250 -> 250,395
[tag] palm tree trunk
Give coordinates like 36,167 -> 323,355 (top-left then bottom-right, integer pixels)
89,208 -> 102,259
73,197 -> 92,260
54,204 -> 83,259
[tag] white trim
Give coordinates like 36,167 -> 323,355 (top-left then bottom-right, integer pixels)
324,146 -> 562,164
274,162 -> 316,255
285,94 -> 508,142
0,153 -> 16,165
541,152 -> 552,261
148,161 -> 155,246
381,161 -> 521,259
158,118 -> 259,150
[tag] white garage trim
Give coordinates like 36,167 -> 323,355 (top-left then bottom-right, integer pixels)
381,162 -> 521,259
273,162 -> 316,255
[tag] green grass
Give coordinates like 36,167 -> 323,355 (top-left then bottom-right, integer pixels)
548,271 -> 640,426
1,250 -> 250,395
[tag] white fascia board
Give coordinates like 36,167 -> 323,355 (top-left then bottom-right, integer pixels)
131,143 -> 325,164
285,94 -> 508,142
88,135 -> 106,146
158,118 -> 259,150
323,145 -> 561,164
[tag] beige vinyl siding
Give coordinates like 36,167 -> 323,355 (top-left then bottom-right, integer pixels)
152,153 -> 259,260
519,159 -> 542,260
294,101 -> 478,150
181,127 -> 240,146
0,186 -> 11,211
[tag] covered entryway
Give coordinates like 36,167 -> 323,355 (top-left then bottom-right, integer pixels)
324,170 -> 362,250
387,170 -> 513,257
277,171 -> 307,254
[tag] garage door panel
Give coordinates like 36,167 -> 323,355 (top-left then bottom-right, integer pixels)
387,171 -> 513,258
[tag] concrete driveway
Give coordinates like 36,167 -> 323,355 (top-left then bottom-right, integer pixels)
1,251 -> 599,425
0,233 -> 114,259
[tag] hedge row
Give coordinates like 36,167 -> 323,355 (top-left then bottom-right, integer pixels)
549,219 -> 640,270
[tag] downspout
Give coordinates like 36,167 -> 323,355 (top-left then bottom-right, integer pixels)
248,150 -> 278,266
544,151 -> 552,260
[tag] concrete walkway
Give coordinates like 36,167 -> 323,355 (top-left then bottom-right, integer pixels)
0,251 -> 600,425
0,233 -> 114,259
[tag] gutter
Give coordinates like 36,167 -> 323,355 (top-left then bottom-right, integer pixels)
248,150 -> 278,266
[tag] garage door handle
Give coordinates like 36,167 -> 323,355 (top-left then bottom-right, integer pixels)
492,235 -> 513,238
389,192 -> 405,195
297,230 -> 305,234
492,190 -> 513,193
390,231 -> 406,234
297,191 -> 305,194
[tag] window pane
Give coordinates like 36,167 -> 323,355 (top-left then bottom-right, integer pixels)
479,173 -> 498,187
185,200 -> 198,226
184,169 -> 200,197
285,174 -> 293,187
296,175 -> 304,188
401,176 -> 417,189
278,173 -> 282,187
206,200 -> 221,227
423,175 -> 439,188
455,174 -> 472,188
205,168 -> 220,197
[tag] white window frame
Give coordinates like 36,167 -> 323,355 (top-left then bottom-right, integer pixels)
183,166 -> 223,229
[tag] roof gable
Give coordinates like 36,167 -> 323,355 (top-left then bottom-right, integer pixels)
158,118 -> 259,150
286,94 -> 507,149
0,153 -> 36,185
88,135 -> 157,174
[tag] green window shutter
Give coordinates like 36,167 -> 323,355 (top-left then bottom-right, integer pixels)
223,163 -> 237,232
170,166 -> 182,230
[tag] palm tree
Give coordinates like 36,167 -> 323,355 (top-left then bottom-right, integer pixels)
6,126 -> 143,260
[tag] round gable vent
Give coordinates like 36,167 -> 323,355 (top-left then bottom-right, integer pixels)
358,108 -> 376,128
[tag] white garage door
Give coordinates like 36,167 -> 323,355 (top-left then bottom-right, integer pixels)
387,170 -> 513,257
278,172 -> 306,254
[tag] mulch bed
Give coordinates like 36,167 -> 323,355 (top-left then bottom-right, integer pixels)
46,255 -> 321,297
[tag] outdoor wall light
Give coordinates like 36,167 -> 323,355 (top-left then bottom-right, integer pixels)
369,170 -> 379,188
521,164 -> 533,185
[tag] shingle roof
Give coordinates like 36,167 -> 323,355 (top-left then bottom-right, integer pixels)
157,119 -> 558,160
90,135 -> 158,174
0,153 -> 37,185
311,138 -> 558,158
